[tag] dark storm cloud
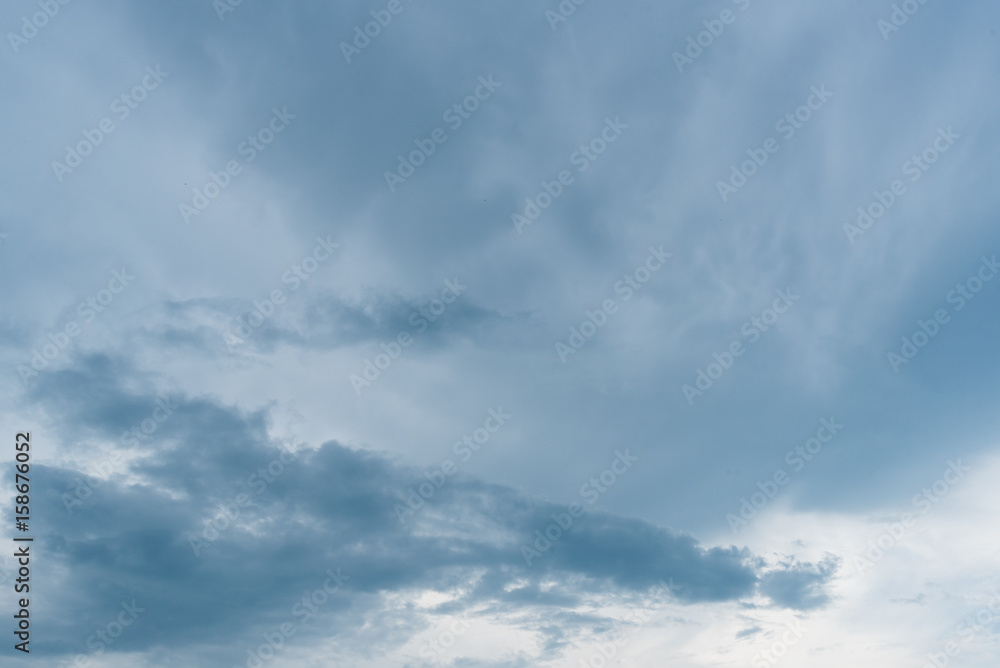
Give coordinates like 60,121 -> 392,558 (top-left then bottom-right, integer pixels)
14,354 -> 833,663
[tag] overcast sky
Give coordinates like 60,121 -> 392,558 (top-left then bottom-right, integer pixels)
2,0 -> 1000,666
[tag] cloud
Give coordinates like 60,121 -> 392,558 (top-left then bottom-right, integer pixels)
126,289 -> 520,359
757,556 -> 840,610
3,0 -> 998,665
14,353 -> 833,663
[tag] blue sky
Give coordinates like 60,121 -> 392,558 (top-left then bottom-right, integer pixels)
2,0 -> 1000,666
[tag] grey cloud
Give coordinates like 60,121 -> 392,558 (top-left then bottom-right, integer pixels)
15,353 -> 834,663
757,556 -> 839,610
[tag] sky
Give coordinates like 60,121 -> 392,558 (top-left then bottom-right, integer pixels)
1,0 -> 999,666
